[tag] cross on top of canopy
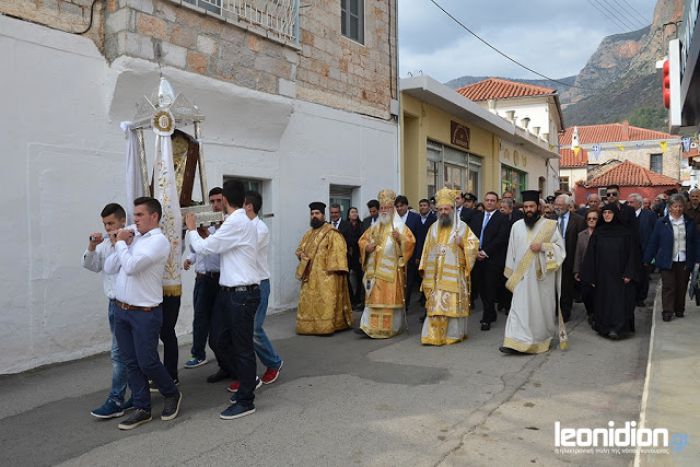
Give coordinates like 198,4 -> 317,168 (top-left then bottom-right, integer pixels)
131,77 -> 205,130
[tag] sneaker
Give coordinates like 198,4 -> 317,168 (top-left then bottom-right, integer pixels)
184,357 -> 208,369
118,408 -> 152,430
261,361 -> 284,385
91,398 -> 125,419
220,403 -> 256,420
150,378 -> 179,393
161,392 -> 182,421
206,368 -> 230,383
227,377 -> 262,393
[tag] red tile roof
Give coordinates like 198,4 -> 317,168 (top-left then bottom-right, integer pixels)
560,148 -> 588,168
456,78 -> 556,101
584,160 -> 679,187
560,123 -> 676,144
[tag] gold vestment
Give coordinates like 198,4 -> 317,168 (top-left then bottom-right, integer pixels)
295,223 -> 352,335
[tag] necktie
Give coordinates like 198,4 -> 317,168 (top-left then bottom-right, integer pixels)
334,221 -> 338,229
480,212 -> 491,245
559,218 -> 564,235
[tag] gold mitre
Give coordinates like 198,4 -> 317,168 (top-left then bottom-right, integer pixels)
435,187 -> 460,207
377,189 -> 397,206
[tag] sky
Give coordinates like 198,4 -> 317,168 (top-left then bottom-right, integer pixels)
398,0 -> 658,83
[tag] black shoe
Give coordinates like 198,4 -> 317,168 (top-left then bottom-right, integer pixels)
608,331 -> 620,340
118,408 -> 152,430
562,311 -> 571,323
662,312 -> 673,322
499,346 -> 523,355
480,321 -> 491,331
636,300 -> 646,307
207,368 -> 230,383
353,327 -> 366,335
675,311 -> 685,318
161,392 -> 182,421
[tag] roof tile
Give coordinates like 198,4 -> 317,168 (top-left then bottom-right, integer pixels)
560,123 -> 676,144
584,160 -> 679,187
560,148 -> 588,168
456,78 -> 556,101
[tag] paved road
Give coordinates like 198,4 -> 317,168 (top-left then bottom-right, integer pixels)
0,289 -> 654,467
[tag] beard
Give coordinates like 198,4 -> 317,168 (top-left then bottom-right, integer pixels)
439,213 -> 453,228
523,211 -> 540,228
379,212 -> 392,225
310,218 -> 324,229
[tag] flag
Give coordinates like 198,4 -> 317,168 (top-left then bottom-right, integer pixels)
682,137 -> 691,152
617,145 -> 625,151
152,111 -> 182,297
573,146 -> 581,156
660,141 -> 668,152
121,121 -> 145,224
592,144 -> 601,161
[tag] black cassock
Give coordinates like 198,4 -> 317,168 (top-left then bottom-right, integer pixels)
581,219 -> 639,337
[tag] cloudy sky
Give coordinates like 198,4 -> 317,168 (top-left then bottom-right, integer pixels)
398,0 -> 658,83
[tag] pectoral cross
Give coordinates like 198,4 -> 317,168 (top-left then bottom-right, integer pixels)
546,250 -> 554,261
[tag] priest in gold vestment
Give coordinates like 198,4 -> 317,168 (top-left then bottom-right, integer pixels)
358,190 -> 416,338
295,202 -> 352,335
419,188 -> 479,345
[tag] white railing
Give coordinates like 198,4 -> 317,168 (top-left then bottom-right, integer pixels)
181,0 -> 299,44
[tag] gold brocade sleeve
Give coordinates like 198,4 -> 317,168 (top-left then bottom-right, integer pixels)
325,230 -> 349,273
358,227 -> 373,267
296,230 -> 312,258
398,227 -> 416,268
462,226 -> 479,274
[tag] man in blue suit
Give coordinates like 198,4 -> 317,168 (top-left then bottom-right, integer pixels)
628,193 -> 657,306
395,195 -> 423,311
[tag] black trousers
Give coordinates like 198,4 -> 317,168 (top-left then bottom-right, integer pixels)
476,259 -> 501,323
661,263 -> 690,315
160,295 -> 180,381
405,260 -> 421,309
559,267 -> 575,321
580,281 -> 595,316
214,287 -> 260,408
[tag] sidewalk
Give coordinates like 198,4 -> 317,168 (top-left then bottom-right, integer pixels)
637,282 -> 700,465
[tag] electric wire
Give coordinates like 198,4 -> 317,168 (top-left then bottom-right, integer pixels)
616,0 -> 651,25
587,0 -> 635,32
601,0 -> 647,29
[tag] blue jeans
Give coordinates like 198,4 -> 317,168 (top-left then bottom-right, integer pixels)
214,286 -> 260,408
191,275 -> 220,361
107,300 -> 128,404
114,305 -> 178,411
254,279 -> 282,369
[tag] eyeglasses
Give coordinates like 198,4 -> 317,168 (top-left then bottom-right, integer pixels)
587,217 -> 598,222
606,192 -> 619,197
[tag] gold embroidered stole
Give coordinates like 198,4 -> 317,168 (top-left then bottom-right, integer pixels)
505,219 -> 557,293
366,222 -> 400,283
422,224 -> 463,293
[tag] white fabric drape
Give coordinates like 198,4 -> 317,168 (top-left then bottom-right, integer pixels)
121,121 -> 145,224
153,134 -> 182,294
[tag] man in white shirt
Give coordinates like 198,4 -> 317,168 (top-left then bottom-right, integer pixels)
185,180 -> 260,421
243,191 -> 283,386
83,203 -> 133,419
183,187 -> 223,371
105,197 -> 182,430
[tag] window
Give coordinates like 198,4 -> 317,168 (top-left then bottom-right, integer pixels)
501,165 -> 527,196
426,140 -> 482,198
222,175 -> 264,214
559,176 -> 570,193
183,0 -> 222,15
329,184 -> 356,219
341,0 -> 364,43
650,153 -> 663,174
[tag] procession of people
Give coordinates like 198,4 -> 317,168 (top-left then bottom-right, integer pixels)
83,180 -> 700,429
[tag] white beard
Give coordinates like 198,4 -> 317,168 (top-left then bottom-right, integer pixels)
379,212 -> 392,225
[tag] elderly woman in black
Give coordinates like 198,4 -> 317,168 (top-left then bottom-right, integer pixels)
644,194 -> 699,321
581,204 -> 639,339
574,209 -> 599,324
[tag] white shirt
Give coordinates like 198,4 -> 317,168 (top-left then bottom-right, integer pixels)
331,219 -> 341,229
670,215 -> 687,262
187,208 -> 259,287
82,238 -> 118,299
399,211 -> 408,223
104,227 -> 170,307
187,225 -> 221,274
252,216 -> 271,281
635,208 -> 642,218
420,213 -> 430,224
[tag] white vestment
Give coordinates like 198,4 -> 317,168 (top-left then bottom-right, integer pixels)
502,217 -> 565,353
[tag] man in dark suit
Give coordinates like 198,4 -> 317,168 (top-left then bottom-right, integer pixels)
467,191 -> 510,330
496,198 -> 522,312
628,193 -> 657,306
576,193 -> 601,217
554,194 -> 586,322
361,199 -> 379,233
329,203 -> 351,238
605,184 -> 637,231
395,195 -> 422,311
413,199 -> 437,319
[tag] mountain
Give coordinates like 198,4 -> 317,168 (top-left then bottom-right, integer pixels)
444,0 -> 683,131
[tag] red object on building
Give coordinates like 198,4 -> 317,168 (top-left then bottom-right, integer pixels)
663,59 -> 671,109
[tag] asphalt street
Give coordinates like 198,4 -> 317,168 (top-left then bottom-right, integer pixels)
0,286 -> 655,467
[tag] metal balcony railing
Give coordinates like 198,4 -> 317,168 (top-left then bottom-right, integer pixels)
180,0 -> 300,44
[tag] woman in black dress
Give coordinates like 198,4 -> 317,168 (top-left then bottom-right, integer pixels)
581,204 -> 639,339
345,207 -> 364,309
